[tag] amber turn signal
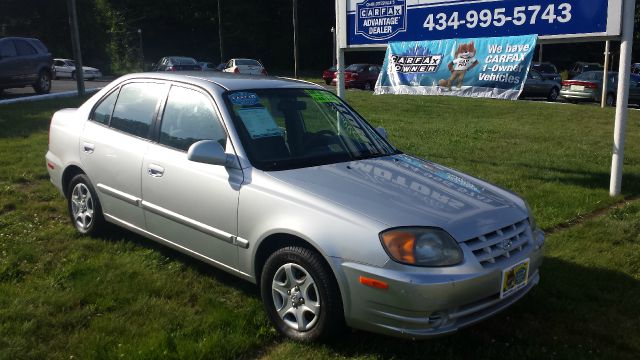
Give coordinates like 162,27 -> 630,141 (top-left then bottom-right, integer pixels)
359,276 -> 389,290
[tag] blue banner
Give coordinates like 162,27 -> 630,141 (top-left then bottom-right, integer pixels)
348,0 -> 610,46
375,34 -> 538,100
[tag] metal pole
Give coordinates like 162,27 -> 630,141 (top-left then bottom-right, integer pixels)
610,0 -> 636,196
538,44 -> 543,63
138,29 -> 144,72
293,0 -> 299,78
601,40 -> 611,108
218,0 -> 224,63
66,0 -> 85,96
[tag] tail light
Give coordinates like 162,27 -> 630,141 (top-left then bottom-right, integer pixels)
167,66 -> 175,71
562,80 -> 597,89
234,67 -> 240,74
261,68 -> 268,76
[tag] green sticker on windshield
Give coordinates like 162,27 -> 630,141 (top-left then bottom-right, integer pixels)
305,90 -> 339,103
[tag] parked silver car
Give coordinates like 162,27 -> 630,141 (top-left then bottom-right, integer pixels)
46,72 -> 544,341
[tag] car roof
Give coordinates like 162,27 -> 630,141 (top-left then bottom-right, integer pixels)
117,72 -> 323,92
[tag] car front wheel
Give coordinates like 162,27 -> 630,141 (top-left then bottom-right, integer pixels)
67,174 -> 105,236
33,70 -> 51,94
606,93 -> 616,107
260,246 -> 344,342
547,87 -> 559,102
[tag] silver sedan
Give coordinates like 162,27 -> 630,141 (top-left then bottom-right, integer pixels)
46,72 -> 544,341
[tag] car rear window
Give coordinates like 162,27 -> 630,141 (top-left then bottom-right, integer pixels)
236,59 -> 261,66
532,64 -> 557,73
110,83 -> 165,139
172,57 -> 197,65
91,89 -> 119,125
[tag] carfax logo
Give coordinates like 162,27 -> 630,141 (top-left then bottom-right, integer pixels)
356,0 -> 407,41
390,54 -> 443,73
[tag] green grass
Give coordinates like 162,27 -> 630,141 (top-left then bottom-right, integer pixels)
0,93 -> 639,359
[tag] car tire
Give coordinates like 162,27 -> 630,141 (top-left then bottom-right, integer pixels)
32,70 -> 52,94
325,79 -> 331,85
547,87 -> 559,102
363,81 -> 373,91
260,246 -> 344,342
66,174 -> 105,236
606,93 -> 615,107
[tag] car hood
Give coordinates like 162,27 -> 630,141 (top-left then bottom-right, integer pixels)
266,154 -> 528,242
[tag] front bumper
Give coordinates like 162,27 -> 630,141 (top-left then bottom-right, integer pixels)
335,240 -> 544,339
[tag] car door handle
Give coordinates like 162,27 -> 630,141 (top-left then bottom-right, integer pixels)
83,142 -> 95,154
147,164 -> 165,178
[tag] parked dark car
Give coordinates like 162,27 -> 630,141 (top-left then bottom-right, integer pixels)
153,56 -> 201,71
560,71 -> 640,106
331,64 -> 381,90
569,62 -> 604,79
322,66 -> 336,85
521,70 -> 561,101
0,37 -> 53,95
530,62 -> 561,81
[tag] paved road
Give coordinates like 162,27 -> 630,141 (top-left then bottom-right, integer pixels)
0,79 -> 109,100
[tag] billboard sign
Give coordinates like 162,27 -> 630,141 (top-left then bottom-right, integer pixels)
375,34 -> 538,100
340,0 -> 623,48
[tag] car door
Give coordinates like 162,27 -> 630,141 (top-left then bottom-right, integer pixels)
141,84 -> 244,268
13,39 -> 39,83
80,81 -> 168,230
0,39 -> 20,85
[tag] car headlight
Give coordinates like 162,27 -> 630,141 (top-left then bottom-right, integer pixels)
379,227 -> 463,267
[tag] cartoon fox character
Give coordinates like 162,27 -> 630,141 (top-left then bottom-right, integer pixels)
442,41 -> 479,91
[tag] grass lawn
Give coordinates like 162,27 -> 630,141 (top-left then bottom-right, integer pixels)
0,92 -> 638,359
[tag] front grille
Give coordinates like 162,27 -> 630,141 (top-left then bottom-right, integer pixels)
463,219 -> 532,268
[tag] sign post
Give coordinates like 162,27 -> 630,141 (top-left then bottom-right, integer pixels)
610,0 -> 635,196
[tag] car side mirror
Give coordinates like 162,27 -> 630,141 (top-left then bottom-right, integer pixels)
376,127 -> 388,140
187,140 -> 227,166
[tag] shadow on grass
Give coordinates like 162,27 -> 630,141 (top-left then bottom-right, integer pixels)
304,257 -> 640,360
95,224 -> 260,299
526,165 -> 640,196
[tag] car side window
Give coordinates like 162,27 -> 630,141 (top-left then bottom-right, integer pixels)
0,40 -> 17,57
54,60 -> 64,66
14,40 -> 37,56
159,86 -> 226,152
90,88 -> 120,125
110,82 -> 165,139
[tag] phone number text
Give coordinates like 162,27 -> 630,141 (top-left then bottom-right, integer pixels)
423,3 -> 572,31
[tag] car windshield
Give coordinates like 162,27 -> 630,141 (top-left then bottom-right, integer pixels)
345,64 -> 366,72
225,88 -> 398,171
172,57 -> 197,65
533,64 -> 557,73
236,59 -> 261,66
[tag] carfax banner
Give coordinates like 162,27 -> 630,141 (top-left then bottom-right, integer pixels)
374,34 -> 537,100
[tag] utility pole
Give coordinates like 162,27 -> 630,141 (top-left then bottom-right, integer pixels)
218,0 -> 224,64
293,0 -> 299,78
138,29 -> 144,72
66,0 -> 85,96
331,27 -> 336,67
601,40 -> 611,108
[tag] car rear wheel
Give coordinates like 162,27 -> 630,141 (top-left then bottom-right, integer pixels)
606,93 -> 615,107
67,174 -> 105,236
547,87 -> 559,102
363,81 -> 373,91
33,70 -> 51,94
260,246 -> 344,342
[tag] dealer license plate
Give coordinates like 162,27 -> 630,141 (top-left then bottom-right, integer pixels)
571,85 -> 585,91
500,258 -> 530,299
